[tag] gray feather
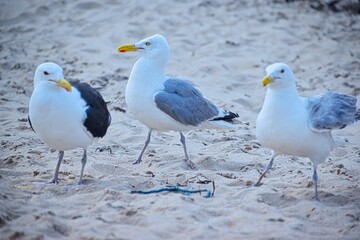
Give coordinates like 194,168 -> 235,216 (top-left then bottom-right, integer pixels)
154,78 -> 219,126
307,91 -> 357,132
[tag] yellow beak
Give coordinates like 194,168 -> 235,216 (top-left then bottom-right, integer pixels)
50,79 -> 72,92
262,75 -> 274,87
117,44 -> 139,53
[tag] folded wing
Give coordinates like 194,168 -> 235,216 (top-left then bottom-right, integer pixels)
154,78 -> 219,126
307,91 -> 358,132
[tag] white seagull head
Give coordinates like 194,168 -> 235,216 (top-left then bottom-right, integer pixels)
34,62 -> 72,92
118,34 -> 170,63
262,63 -> 295,89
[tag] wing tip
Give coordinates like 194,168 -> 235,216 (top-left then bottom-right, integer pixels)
212,110 -> 239,122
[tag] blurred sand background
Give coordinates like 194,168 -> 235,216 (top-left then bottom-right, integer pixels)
1,0 -> 360,239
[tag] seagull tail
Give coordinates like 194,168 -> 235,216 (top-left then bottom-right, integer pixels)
212,111 -> 239,122
206,110 -> 240,129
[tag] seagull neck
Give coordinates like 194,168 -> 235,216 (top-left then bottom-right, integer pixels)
132,57 -> 166,79
266,84 -> 300,103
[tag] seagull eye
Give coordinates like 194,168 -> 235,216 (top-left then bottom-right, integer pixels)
280,69 -> 285,73
145,42 -> 151,46
43,71 -> 49,75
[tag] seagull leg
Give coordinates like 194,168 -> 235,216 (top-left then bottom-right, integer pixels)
253,151 -> 278,187
179,132 -> 195,169
312,162 -> 319,201
134,129 -> 152,165
78,149 -> 87,184
49,151 -> 64,184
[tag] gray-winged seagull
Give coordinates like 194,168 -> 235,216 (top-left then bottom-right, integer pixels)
255,62 -> 359,200
117,34 -> 239,168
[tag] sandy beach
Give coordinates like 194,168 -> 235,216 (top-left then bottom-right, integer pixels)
1,0 -> 360,239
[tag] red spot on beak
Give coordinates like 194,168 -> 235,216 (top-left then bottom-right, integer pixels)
119,50 -> 125,52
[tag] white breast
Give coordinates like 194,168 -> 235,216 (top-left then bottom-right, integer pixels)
256,90 -> 334,161
29,83 -> 94,151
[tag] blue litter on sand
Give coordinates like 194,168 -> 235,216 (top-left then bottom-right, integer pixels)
131,183 -> 215,198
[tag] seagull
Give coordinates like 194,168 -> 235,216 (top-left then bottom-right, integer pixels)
117,34 -> 239,168
28,62 -> 111,184
255,63 -> 359,200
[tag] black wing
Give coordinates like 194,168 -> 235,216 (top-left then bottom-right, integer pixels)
71,81 -> 111,138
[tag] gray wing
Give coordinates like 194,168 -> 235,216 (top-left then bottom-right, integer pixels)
307,91 -> 358,132
154,78 -> 219,126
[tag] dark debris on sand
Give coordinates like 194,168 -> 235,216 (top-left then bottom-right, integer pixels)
275,0 -> 360,14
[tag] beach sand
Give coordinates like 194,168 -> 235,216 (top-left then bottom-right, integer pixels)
1,0 -> 360,239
